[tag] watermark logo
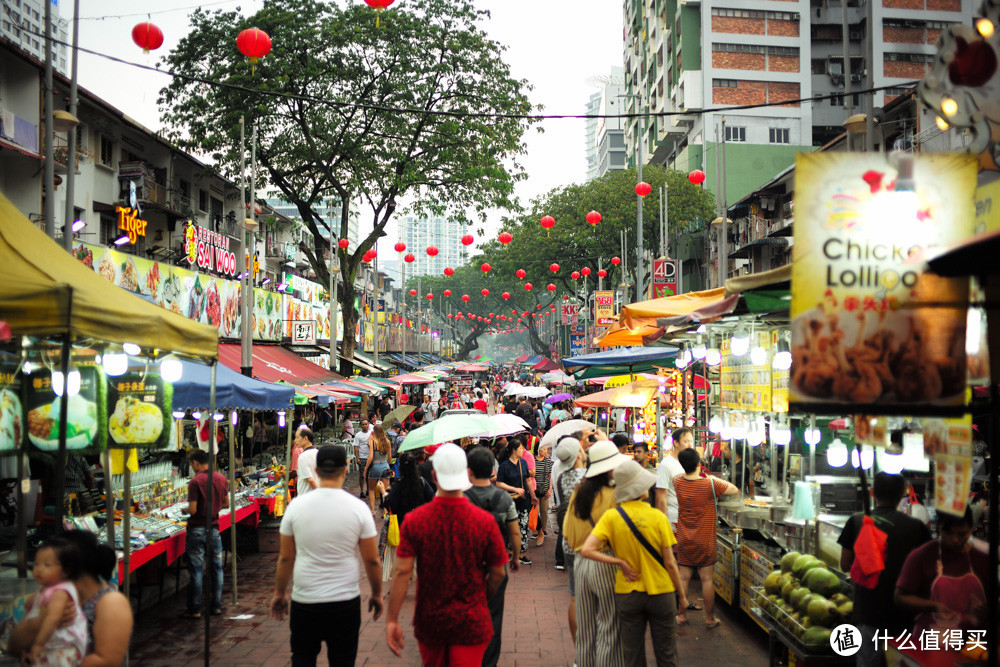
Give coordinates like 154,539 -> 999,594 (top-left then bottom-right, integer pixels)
830,624 -> 862,657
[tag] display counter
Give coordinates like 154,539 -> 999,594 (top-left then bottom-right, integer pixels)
714,526 -> 739,606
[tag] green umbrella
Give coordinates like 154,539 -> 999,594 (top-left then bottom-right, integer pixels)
382,404 -> 415,429
398,414 -> 497,452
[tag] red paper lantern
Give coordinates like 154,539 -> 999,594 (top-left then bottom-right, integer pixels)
550,263 -> 560,273
598,269 -> 607,278
461,234 -> 474,246
443,267 -> 454,276
581,267 -> 591,276
516,269 -> 527,279
338,238 -> 350,249
426,246 -> 439,257
362,250 -> 376,263
481,288 -> 490,296
586,210 -> 601,226
501,292 -> 511,300
536,304 -> 543,309
237,28 -> 272,69
364,0 -> 396,8
688,169 -> 706,185
426,293 -> 433,300
481,263 -> 491,274
547,284 -> 556,292
400,393 -> 409,403
462,294 -> 470,302
132,22 -> 164,53
498,232 -> 513,246
523,311 -> 530,317
409,288 -> 417,296
394,242 -> 406,253
524,283 -> 533,291
635,182 -> 652,197
447,313 -> 454,318
443,289 -> 452,297
571,271 -> 580,280
404,253 -> 415,263
563,295 -> 569,301
468,312 -> 474,318
611,256 -> 621,266
540,215 -> 555,230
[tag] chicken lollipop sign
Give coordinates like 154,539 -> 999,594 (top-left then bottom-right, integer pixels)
790,152 -> 977,414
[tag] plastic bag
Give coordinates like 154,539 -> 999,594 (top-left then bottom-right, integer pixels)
387,513 -> 400,547
528,505 -> 538,532
850,515 -> 887,589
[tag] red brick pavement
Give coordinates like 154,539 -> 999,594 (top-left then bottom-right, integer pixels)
129,498 -> 770,665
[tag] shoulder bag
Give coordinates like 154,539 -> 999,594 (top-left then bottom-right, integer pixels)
615,506 -> 666,570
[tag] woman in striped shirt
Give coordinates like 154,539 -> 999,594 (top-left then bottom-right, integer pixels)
534,443 -> 554,546
673,447 -> 739,628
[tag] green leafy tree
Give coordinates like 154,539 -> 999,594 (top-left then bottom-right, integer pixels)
423,166 -> 715,359
158,0 -> 534,374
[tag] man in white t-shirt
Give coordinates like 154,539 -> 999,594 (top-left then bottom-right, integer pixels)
271,445 -> 382,664
353,418 -> 373,497
655,428 -> 694,525
294,428 -> 318,497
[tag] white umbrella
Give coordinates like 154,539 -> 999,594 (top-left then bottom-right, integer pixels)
519,386 -> 551,398
540,419 -> 594,451
476,413 -> 530,439
503,383 -> 524,396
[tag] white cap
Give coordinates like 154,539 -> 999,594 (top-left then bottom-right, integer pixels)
431,443 -> 472,492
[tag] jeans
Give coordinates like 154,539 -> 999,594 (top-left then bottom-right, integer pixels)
186,526 -> 223,614
481,573 -> 508,667
290,597 -> 361,666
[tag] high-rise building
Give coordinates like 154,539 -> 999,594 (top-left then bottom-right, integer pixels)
264,197 -> 361,247
586,67 -> 627,180
622,0 -> 971,204
1,0 -> 68,74
398,215 -> 468,278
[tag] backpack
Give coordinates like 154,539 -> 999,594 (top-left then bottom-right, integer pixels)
468,486 -> 514,550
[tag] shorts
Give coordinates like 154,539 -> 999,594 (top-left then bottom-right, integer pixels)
368,461 -> 390,480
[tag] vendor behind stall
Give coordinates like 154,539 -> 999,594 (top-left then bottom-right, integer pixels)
895,505 -> 994,637
838,472 -> 931,665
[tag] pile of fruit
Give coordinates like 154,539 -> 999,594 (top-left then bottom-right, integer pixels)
759,551 -> 852,649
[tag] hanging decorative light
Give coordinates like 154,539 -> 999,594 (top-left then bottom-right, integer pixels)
394,242 -> 406,253
635,182 -> 652,197
443,289 -> 452,297
581,267 -> 591,277
516,269 -> 527,279
404,253 -> 415,264
461,234 -> 474,246
598,269 -> 607,278
236,27 -> 272,75
501,292 -> 511,300
688,169 -> 706,185
524,283 -> 533,291
160,358 -> 183,382
426,246 -> 439,257
498,232 -> 513,246
611,256 -> 621,266
730,324 -> 750,357
804,415 -> 821,447
132,21 -> 164,53
481,288 -> 490,296
409,288 -> 417,296
481,263 -> 491,274
426,293 -> 434,301
586,210 -> 602,226
338,238 -> 350,249
540,215 -> 555,232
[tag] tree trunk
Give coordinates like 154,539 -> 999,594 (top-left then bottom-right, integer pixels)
455,326 -> 483,361
339,277 -> 359,377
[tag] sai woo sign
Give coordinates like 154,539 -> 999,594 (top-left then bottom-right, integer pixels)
182,222 -> 238,277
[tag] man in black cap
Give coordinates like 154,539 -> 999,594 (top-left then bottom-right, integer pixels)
270,445 -> 383,665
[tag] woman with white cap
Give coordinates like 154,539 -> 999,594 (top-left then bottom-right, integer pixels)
581,460 -> 689,667
563,440 -> 631,667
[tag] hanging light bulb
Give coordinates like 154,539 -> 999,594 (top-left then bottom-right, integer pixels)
850,448 -> 861,469
747,417 -> 765,446
804,415 -> 821,446
773,331 -> 792,370
193,411 -> 202,420
52,371 -> 64,397
860,445 -> 875,470
22,360 -> 33,375
708,415 -> 723,434
231,411 -> 239,426
52,370 -> 81,397
212,412 -> 225,421
159,358 -> 183,382
772,416 -> 791,446
730,325 -> 750,357
750,345 -> 767,366
102,353 -> 129,377
122,342 -> 141,356
706,348 -> 722,366
277,410 -> 286,428
676,353 -> 689,370
720,425 -> 733,441
827,438 -> 849,467
731,414 -> 747,440
877,448 -> 905,474
692,334 -> 707,359
171,410 -> 186,419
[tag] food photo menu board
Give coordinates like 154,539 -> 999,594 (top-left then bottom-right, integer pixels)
25,365 -> 105,453
106,373 -> 173,450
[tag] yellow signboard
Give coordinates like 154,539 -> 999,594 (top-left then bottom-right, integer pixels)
603,374 -> 638,389
790,153 -> 976,414
720,332 -> 771,412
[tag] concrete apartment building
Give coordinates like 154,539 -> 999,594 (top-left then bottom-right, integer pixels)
585,67 -> 628,180
0,0 -> 68,74
397,214 -> 469,278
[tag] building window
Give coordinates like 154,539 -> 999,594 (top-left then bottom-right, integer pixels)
769,128 -> 790,144
98,135 -> 114,167
713,78 -> 738,87
811,58 -> 827,74
725,126 -> 747,142
830,95 -> 843,107
99,213 -> 116,246
198,190 -> 208,212
885,52 -> 934,62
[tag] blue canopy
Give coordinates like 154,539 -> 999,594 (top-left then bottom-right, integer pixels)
562,346 -> 678,368
522,355 -> 542,365
172,359 -> 295,410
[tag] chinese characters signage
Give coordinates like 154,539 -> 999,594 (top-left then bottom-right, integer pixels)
26,365 -> 103,452
790,153 -> 976,414
291,320 -> 316,344
561,305 -> 579,326
107,373 -> 171,450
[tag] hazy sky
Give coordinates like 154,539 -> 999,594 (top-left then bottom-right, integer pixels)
66,0 -> 624,258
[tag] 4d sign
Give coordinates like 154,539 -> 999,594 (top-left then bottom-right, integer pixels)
182,222 -> 238,277
115,207 -> 148,244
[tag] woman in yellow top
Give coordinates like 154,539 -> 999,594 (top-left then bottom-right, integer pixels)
563,441 -> 630,667
582,460 -> 689,667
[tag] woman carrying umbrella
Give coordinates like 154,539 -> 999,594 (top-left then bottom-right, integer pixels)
495,438 -> 537,565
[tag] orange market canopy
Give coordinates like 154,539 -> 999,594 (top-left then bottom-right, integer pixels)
574,379 -> 666,408
0,192 -> 218,359
595,288 -> 729,348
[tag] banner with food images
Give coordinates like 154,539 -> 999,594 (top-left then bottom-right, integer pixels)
0,355 -> 21,453
26,365 -> 106,452
106,373 -> 173,449
790,153 -> 977,415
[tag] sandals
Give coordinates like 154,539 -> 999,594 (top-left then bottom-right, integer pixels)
705,619 -> 721,628
676,615 -> 689,626
686,603 -> 703,611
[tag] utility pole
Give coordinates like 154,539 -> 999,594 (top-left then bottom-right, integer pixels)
328,199 -> 339,373
864,0 -> 876,151
241,121 -> 257,377
63,0 -> 80,252
417,274 -> 423,361
635,96 -> 645,304
43,0 -> 55,238
718,117 -> 729,289
373,256 -> 380,369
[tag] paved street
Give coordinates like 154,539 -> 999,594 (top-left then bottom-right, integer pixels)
129,488 -> 770,666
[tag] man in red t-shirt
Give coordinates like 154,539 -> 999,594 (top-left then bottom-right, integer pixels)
183,449 -> 229,618
386,443 -> 508,666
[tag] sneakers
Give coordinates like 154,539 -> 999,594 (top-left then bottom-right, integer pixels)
519,555 -> 532,565
554,563 -> 565,571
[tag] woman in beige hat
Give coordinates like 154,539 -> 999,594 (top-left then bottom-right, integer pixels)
563,440 -> 630,667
